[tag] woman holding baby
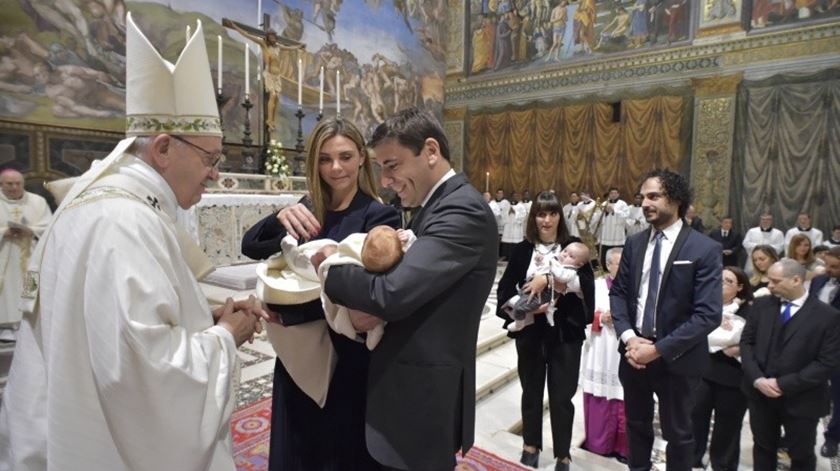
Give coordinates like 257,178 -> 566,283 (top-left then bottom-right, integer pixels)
691,266 -> 753,470
241,118 -> 399,471
496,191 -> 595,471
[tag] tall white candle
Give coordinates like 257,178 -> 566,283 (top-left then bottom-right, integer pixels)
336,70 -> 341,115
245,44 -> 250,96
297,57 -> 303,107
186,25 -> 191,43
319,66 -> 324,112
257,0 -> 262,26
217,35 -> 223,93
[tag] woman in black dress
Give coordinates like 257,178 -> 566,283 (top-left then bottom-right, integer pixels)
496,191 -> 595,471
242,118 -> 399,470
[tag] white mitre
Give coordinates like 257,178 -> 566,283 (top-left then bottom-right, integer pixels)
125,12 -> 221,137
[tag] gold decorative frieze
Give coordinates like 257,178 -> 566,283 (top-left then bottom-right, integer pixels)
692,73 -> 744,97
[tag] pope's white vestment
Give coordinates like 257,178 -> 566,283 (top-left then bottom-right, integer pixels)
0,155 -> 238,471
0,191 -> 51,327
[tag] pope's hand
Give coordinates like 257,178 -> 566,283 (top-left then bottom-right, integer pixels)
276,203 -> 321,241
215,298 -> 259,347
311,244 -> 338,270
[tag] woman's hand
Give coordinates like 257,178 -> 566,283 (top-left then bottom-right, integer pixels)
276,203 -> 321,240
723,345 -> 740,358
530,302 -> 550,315
522,275 -> 548,298
600,310 -> 613,327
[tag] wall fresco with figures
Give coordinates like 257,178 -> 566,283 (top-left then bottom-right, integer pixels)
0,0 -> 445,149
467,0 -> 694,76
750,0 -> 840,30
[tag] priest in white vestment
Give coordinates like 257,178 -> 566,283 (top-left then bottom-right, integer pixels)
0,14 -> 264,471
0,170 -> 52,341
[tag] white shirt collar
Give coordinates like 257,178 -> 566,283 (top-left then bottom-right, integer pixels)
420,169 -> 455,208
651,218 -> 683,242
786,291 -> 809,307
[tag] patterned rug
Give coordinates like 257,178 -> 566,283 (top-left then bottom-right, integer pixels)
231,397 -> 530,471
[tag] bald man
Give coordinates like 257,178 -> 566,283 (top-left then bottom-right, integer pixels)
0,169 -> 52,341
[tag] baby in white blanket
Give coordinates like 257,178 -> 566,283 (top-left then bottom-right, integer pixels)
281,226 -> 414,349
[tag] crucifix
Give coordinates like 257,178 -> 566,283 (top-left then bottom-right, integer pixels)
222,15 -> 305,149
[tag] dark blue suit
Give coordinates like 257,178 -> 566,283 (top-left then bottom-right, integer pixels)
610,222 -> 722,471
241,191 -> 399,471
809,274 -> 840,446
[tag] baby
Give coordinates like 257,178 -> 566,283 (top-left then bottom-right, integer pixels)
503,242 -> 590,332
316,225 -> 415,349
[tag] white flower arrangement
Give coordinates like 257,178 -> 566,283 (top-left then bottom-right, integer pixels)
265,139 -> 291,177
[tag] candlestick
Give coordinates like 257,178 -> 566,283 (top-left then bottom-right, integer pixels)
244,44 -> 250,96
297,57 -> 303,107
257,0 -> 262,26
295,107 -> 305,175
217,35 -> 223,94
336,70 -> 341,115
485,172 -> 489,192
186,25 -> 190,43
242,94 -> 254,147
318,67 -> 324,112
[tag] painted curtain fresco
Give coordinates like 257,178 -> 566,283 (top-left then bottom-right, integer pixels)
0,0 -> 445,147
468,0 -> 694,76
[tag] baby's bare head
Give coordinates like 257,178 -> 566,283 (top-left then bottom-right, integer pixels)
362,225 -> 403,273
559,242 -> 590,268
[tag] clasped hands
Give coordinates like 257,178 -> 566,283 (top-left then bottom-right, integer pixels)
754,377 -> 783,398
212,295 -> 270,347
624,336 -> 660,369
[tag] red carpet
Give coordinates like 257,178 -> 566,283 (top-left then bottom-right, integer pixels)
231,397 -> 529,471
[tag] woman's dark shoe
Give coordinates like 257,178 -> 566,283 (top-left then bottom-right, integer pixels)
554,459 -> 570,471
520,449 -> 539,468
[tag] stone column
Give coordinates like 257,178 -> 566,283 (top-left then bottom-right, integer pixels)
689,73 -> 742,229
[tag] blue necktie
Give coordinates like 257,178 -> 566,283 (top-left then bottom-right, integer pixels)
779,302 -> 792,324
641,230 -> 664,337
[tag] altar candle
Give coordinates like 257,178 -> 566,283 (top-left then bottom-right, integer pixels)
257,0 -> 262,26
336,70 -> 341,115
245,44 -> 250,96
318,66 -> 324,112
186,25 -> 191,43
217,35 -> 223,93
485,172 -> 489,192
297,57 -> 303,107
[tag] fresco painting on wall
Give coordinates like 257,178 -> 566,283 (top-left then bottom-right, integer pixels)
699,0 -> 743,28
750,0 -> 840,29
468,0 -> 694,77
0,0 -> 445,153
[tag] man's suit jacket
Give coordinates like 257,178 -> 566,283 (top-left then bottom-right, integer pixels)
325,173 -> 498,470
809,274 -> 840,310
610,222 -> 723,375
740,295 -> 840,418
709,228 -> 743,268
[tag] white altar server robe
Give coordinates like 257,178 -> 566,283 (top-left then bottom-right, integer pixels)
0,157 -> 238,471
0,191 -> 51,325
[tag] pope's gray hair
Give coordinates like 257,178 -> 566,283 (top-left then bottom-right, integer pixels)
605,247 -> 623,265
774,258 -> 806,281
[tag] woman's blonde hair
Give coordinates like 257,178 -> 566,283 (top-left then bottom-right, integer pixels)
749,244 -> 779,286
305,118 -> 380,224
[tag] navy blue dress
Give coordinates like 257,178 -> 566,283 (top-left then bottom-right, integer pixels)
241,191 -> 399,471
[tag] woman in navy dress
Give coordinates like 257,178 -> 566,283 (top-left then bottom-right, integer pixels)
242,118 -> 399,470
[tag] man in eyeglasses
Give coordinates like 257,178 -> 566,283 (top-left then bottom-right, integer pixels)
0,14 -> 265,470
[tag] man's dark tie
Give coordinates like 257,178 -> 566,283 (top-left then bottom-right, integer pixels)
641,230 -> 664,337
722,230 -> 728,238
779,302 -> 792,324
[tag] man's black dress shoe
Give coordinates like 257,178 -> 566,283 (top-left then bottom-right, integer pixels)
520,450 -> 539,468
821,439 -> 838,458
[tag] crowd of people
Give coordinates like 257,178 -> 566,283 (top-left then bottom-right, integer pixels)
0,13 -> 839,471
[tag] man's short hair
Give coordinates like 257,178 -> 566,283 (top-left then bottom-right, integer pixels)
775,258 -> 807,281
605,247 -> 623,263
369,107 -> 450,161
826,246 -> 840,260
640,169 -> 692,218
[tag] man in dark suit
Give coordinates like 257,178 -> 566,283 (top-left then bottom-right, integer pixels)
740,258 -> 840,470
317,108 -> 498,471
610,169 -> 722,471
808,246 -> 840,458
709,216 -> 743,267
